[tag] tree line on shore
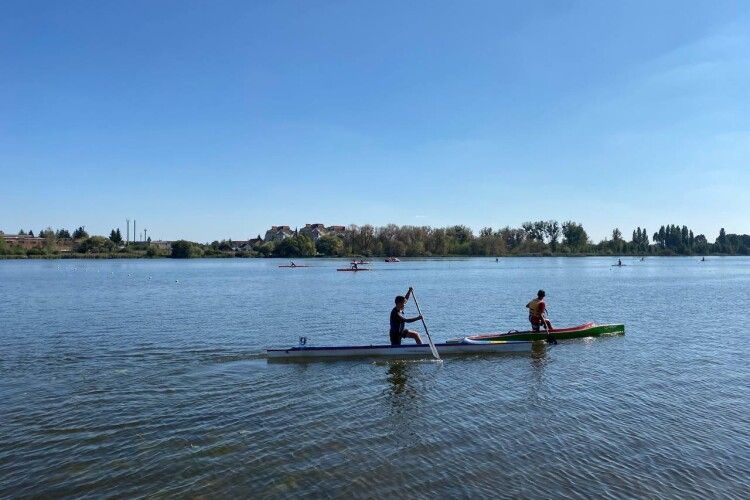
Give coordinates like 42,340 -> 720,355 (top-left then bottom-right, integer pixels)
2,221 -> 749,258
251,222 -> 749,258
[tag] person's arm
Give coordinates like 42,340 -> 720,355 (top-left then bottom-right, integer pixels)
404,287 -> 413,302
394,309 -> 421,323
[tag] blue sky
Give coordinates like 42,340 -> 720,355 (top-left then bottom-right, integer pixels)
2,0 -> 749,242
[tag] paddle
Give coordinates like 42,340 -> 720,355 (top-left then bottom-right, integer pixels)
541,310 -> 557,345
410,288 -> 441,360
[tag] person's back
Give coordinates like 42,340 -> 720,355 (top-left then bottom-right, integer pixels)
526,289 -> 552,332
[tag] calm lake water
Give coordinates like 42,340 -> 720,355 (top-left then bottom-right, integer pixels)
1,257 -> 749,498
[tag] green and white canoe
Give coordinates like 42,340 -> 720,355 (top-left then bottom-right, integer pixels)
448,322 -> 624,343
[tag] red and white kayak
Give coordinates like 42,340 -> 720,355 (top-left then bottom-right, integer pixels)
448,323 -> 625,343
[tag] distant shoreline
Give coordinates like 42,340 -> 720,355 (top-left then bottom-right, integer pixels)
0,253 -> 738,261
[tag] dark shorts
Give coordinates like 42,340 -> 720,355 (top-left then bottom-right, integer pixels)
390,330 -> 409,346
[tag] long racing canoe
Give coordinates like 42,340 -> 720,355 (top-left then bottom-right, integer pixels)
267,340 -> 532,360
448,322 -> 624,343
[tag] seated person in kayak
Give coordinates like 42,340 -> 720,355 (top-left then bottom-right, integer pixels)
390,287 -> 423,346
526,289 -> 553,332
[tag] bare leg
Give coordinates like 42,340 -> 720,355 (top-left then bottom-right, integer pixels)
404,330 -> 422,345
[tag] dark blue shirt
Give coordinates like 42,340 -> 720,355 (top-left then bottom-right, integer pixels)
390,307 -> 406,335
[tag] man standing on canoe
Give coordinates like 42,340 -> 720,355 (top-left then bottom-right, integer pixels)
390,287 -> 423,346
526,290 -> 553,332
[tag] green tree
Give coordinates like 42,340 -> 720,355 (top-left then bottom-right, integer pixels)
109,229 -> 123,244
56,229 -> 71,239
716,228 -> 727,253
316,235 -> 344,256
72,226 -> 89,239
694,234 -> 709,254
171,240 -> 201,258
273,235 -> 316,257
562,221 -> 589,252
257,241 -> 276,257
544,220 -> 561,249
76,236 -> 116,253
42,228 -> 57,254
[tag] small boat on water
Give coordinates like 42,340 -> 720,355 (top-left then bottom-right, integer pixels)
267,339 -> 532,360
278,265 -> 311,268
337,268 -> 371,272
384,257 -> 400,262
448,322 -> 624,343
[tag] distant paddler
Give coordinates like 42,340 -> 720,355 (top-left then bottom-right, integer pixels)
617,258 -> 623,266
390,287 -> 423,346
526,289 -> 553,332
351,261 -> 358,270
290,261 -> 297,267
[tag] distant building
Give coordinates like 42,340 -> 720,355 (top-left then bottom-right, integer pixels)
300,223 -> 327,241
264,226 -> 294,242
2,234 -> 45,250
151,240 -> 173,251
56,238 -> 74,252
230,239 -> 262,252
326,225 -> 347,237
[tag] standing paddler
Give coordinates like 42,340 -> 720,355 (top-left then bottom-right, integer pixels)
526,289 -> 553,332
390,287 -> 423,346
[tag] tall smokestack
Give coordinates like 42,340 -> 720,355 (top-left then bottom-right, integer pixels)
134,220 -> 136,243
126,219 -> 130,245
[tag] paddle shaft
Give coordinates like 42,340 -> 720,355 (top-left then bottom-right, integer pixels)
541,309 -> 557,344
410,289 -> 440,360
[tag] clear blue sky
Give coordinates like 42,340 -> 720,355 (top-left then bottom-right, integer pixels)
2,0 -> 749,242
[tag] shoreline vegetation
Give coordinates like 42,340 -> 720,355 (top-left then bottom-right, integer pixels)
2,221 -> 749,259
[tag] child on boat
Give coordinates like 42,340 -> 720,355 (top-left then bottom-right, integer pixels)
390,287 -> 423,346
526,290 -> 553,332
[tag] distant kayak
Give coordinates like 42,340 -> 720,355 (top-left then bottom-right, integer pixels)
384,258 -> 400,263
278,265 -> 310,268
337,268 -> 371,272
611,264 -> 627,267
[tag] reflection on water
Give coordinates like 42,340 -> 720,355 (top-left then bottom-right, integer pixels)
387,361 -> 411,396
